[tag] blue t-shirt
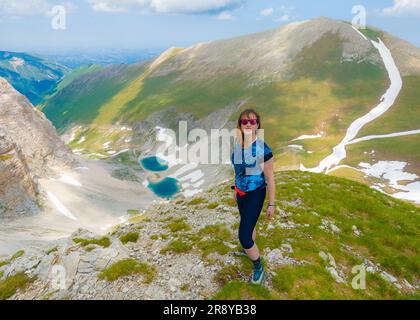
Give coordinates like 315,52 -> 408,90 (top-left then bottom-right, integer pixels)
231,138 -> 273,192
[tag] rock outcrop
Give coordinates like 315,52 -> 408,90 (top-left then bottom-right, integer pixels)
0,77 -> 78,217
0,134 -> 38,217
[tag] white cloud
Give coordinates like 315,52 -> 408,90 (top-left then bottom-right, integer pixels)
216,11 -> 234,20
275,5 -> 293,22
260,7 -> 273,16
275,14 -> 289,22
88,0 -> 245,15
45,2 -> 77,16
0,0 -> 76,16
382,0 -> 420,15
0,0 -> 50,15
257,5 -> 292,22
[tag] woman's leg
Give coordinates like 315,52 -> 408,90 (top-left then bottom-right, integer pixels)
245,243 -> 260,261
245,228 -> 259,260
237,188 -> 266,261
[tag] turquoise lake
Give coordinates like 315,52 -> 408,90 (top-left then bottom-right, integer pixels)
139,156 -> 180,198
139,156 -> 169,172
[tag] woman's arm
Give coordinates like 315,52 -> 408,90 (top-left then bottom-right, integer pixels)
263,158 -> 276,218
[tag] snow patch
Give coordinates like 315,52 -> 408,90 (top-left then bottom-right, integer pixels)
59,173 -> 82,187
358,161 -> 420,204
47,191 -> 77,221
292,132 -> 323,141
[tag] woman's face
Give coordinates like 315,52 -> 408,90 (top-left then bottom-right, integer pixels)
240,113 -> 258,135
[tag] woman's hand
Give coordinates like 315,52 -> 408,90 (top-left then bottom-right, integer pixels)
233,191 -> 237,203
266,206 -> 275,219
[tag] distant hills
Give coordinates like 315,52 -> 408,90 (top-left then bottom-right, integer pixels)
0,51 -> 69,105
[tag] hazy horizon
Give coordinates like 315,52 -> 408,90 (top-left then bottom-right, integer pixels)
1,0 -> 420,55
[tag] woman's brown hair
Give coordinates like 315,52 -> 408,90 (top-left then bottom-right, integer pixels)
236,108 -> 262,146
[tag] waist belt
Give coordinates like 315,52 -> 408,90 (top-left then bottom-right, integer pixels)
230,182 -> 267,197
231,184 -> 248,197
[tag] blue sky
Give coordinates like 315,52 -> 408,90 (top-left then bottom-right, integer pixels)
1,0 -> 420,53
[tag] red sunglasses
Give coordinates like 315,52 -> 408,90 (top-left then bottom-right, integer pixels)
240,119 -> 258,125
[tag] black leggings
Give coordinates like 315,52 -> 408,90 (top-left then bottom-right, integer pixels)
236,186 -> 266,249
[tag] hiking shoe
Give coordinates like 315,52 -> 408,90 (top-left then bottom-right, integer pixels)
251,264 -> 265,284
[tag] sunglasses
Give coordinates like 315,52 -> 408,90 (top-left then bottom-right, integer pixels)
240,119 -> 258,126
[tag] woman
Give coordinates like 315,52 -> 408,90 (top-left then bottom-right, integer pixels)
231,109 -> 276,284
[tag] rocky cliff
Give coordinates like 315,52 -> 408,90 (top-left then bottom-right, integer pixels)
0,77 -> 78,217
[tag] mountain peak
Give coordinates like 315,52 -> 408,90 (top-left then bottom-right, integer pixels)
147,16 -> 380,83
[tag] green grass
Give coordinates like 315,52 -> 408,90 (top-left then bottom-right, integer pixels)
0,154 -> 13,161
0,272 -> 36,300
212,280 -> 277,300
197,240 -> 231,258
11,250 -> 24,260
199,224 -> 233,240
55,65 -> 103,93
98,258 -> 156,283
0,250 -> 25,268
160,240 -> 193,254
188,197 -> 207,206
180,284 -> 190,291
45,247 -> 58,255
359,27 -> 384,40
207,202 -> 220,209
127,209 -> 140,216
119,232 -> 139,245
213,265 -> 246,287
73,237 -> 111,249
272,172 -> 418,280
155,222 -> 234,259
165,218 -> 192,233
357,76 -> 420,137
270,264 -> 409,300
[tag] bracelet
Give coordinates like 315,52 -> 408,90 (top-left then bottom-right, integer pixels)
268,204 -> 276,207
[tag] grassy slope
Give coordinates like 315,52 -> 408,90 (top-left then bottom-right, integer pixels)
55,64 -> 103,93
206,171 -> 419,299
41,63 -> 147,132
